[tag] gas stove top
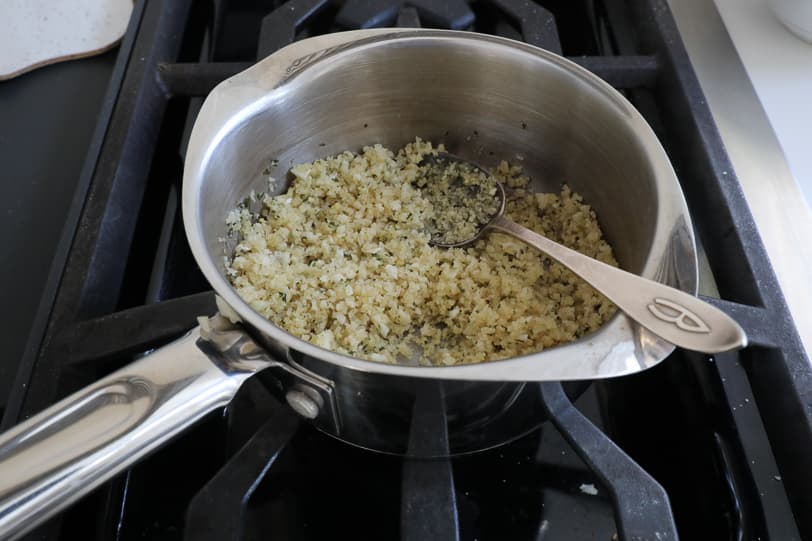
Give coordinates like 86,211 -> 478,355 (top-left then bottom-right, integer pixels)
1,1 -> 809,540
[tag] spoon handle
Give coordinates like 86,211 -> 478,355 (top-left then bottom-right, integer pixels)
489,215 -> 747,353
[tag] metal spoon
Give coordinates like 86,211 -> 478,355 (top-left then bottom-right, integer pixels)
422,154 -> 747,354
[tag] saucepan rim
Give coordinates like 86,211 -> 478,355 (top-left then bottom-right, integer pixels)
182,29 -> 698,381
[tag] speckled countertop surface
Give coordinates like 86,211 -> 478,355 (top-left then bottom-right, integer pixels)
0,0 -> 132,80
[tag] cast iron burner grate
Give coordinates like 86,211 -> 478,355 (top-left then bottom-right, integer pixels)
181,382 -> 670,541
336,0 -> 474,30
2,1 -> 809,540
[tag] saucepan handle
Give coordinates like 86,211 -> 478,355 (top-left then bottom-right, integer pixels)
0,326 -> 244,540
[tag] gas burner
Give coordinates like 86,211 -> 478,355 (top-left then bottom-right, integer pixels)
337,0 -> 474,30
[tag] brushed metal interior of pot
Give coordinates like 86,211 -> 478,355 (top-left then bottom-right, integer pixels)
200,37 -> 660,275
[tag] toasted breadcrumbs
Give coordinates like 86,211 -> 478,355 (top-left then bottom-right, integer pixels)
226,139 -> 617,365
418,157 -> 500,245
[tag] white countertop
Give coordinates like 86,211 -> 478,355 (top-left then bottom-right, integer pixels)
715,0 -> 812,206
669,0 -> 812,358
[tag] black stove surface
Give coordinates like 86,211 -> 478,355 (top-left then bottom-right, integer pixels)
2,1 -> 810,540
111,380 -> 620,541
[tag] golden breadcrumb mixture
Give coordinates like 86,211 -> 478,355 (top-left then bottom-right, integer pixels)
226,139 -> 617,365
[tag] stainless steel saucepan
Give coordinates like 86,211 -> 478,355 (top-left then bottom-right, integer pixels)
0,29 -> 735,539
